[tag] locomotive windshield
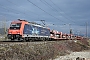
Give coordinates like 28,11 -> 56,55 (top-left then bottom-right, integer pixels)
10,23 -> 21,29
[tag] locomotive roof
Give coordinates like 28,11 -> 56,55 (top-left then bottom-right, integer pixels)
17,19 -> 49,28
29,22 -> 45,27
29,22 -> 47,28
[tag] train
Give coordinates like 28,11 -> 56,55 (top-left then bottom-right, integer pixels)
7,19 -> 51,41
50,30 -> 84,40
7,19 -> 84,41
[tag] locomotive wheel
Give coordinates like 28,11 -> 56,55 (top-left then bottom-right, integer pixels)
22,38 -> 26,42
11,36 -> 14,41
11,39 -> 14,41
30,39 -> 34,42
43,38 -> 45,41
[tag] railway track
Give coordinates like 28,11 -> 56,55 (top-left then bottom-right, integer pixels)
0,40 -> 57,45
0,39 -> 79,47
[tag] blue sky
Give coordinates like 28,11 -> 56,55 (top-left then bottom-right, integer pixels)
0,0 -> 90,37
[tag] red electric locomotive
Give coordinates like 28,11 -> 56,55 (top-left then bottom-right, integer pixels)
7,19 -> 51,41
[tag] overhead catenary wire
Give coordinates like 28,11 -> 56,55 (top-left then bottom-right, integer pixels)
5,0 -> 49,21
1,0 -> 74,27
27,0 -> 65,23
40,0 -> 56,11
44,0 -> 76,24
40,0 -> 68,21
39,0 -> 73,25
2,0 -> 70,24
50,0 -> 76,24
1,0 -> 75,25
40,0 -> 61,14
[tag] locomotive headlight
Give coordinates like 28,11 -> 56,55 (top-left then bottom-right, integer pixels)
9,32 -> 12,34
17,32 -> 20,34
16,31 -> 20,34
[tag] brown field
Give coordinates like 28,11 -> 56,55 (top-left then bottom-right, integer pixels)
0,39 -> 90,60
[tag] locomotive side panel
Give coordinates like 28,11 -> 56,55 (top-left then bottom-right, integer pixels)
23,24 -> 50,38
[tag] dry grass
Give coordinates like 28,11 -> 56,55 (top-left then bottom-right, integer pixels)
0,39 -> 90,60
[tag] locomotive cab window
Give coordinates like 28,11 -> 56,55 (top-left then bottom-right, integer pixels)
10,23 -> 21,29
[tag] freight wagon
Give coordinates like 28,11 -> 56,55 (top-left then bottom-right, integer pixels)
7,19 -> 51,41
